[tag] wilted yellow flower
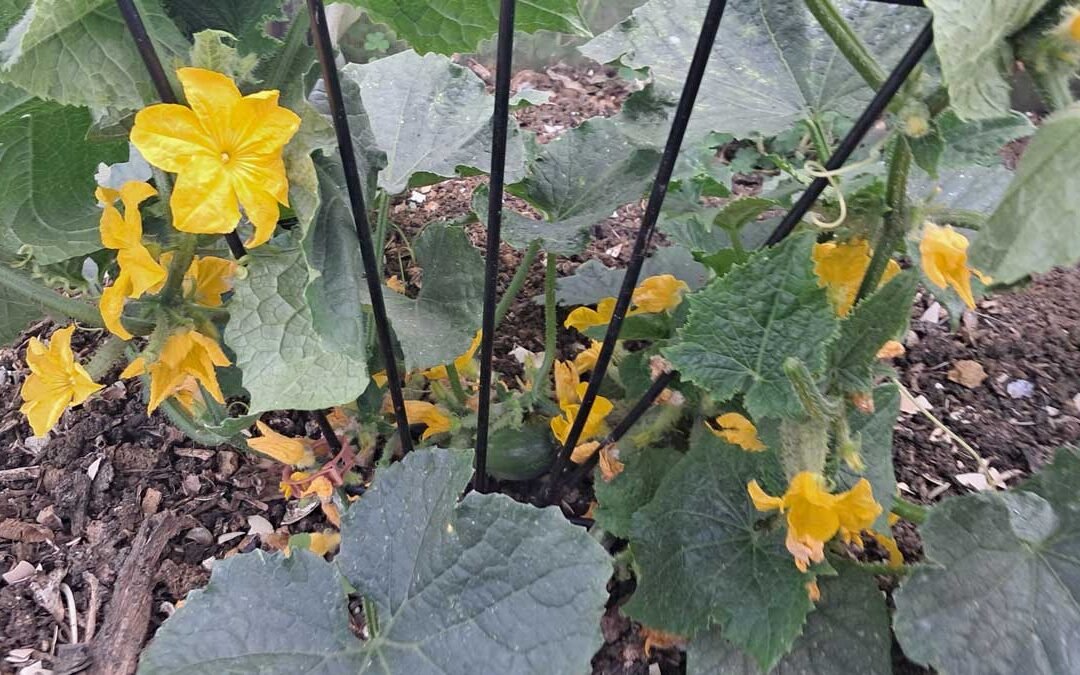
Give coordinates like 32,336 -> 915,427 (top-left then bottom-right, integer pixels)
748,472 -> 881,571
876,340 -> 905,359
422,330 -> 482,380
570,440 -> 600,464
248,420 -> 315,468
401,400 -> 452,440
565,297 -> 616,332
386,275 -> 407,293
641,627 -> 684,655
554,360 -> 580,407
919,222 -> 989,309
131,68 -> 301,247
632,274 -> 689,313
305,531 -> 340,557
597,444 -> 624,481
19,325 -> 103,437
708,413 -> 765,451
121,329 -> 230,412
812,239 -> 900,316
573,340 -> 602,374
300,476 -> 334,500
551,384 -> 613,445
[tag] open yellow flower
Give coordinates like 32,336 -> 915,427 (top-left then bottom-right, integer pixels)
185,256 -> 237,307
248,421 -> 316,468
97,181 -> 168,340
551,383 -> 614,445
919,222 -> 989,309
422,330 -> 482,380
554,360 -> 581,407
401,400 -> 452,440
130,67 -> 301,247
632,274 -> 689,313
573,340 -> 602,374
748,472 -> 881,571
708,413 -> 765,451
812,239 -> 900,316
19,325 -> 103,437
121,328 -> 231,412
565,297 -> 616,332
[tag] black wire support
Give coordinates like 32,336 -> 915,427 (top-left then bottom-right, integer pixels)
543,0 -> 730,496
764,21 -> 935,246
306,0 -> 414,456
314,409 -> 343,454
473,0 -> 518,494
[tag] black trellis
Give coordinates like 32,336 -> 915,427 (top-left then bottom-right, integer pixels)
119,0 -> 934,500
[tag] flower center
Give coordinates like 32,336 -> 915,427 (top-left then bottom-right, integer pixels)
220,151 -> 231,163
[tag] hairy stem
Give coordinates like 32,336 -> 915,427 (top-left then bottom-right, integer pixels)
804,0 -> 886,90
84,335 -> 128,381
856,136 -> 911,303
494,239 -> 541,328
160,235 -> 197,304
444,361 -> 470,408
891,497 -> 928,525
0,262 -> 103,328
526,253 -> 558,408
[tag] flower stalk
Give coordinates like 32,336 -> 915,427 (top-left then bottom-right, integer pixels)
0,262 -> 104,328
804,0 -> 887,90
855,135 -> 911,303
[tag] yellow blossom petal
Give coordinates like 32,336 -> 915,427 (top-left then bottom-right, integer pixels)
870,529 -> 904,568
806,580 -> 821,602
746,480 -> 784,512
401,400 -> 452,440
170,154 -> 242,234
124,329 -> 231,412
100,275 -> 135,341
573,340 -> 602,374
709,412 -> 765,451
570,440 -> 600,464
550,392 -> 613,445
19,326 -> 102,437
919,222 -> 987,309
631,274 -> 689,313
564,297 -> 616,332
372,370 -> 388,387
553,360 -> 580,408
876,340 -> 905,359
422,330 -> 482,380
386,275 -> 406,293
812,240 -> 901,316
249,421 -> 315,468
301,476 -> 334,501
305,531 -> 340,557
598,444 -> 624,482
185,256 -> 236,307
130,104 -> 214,172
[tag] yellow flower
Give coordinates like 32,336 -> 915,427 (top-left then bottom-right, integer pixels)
422,330 -> 482,380
171,376 -> 204,415
185,256 -> 236,307
19,325 -> 103,437
121,329 -> 231,412
130,68 -> 301,248
870,530 -> 904,568
597,444 -> 624,481
748,472 -> 881,571
248,421 -> 315,468
386,275 -> 407,293
919,222 -> 990,309
550,385 -> 613,445
565,297 -> 616,332
573,340 -> 602,374
97,181 -> 168,340
401,400 -> 452,440
371,370 -> 389,387
812,239 -> 900,316
554,360 -> 580,407
876,340 -> 905,359
570,440 -> 600,464
300,476 -> 334,501
304,531 -> 340,557
641,627 -> 684,656
632,274 -> 689,313
708,413 -> 765,451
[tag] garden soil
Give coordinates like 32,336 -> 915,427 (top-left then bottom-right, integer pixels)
2,64 -> 1078,675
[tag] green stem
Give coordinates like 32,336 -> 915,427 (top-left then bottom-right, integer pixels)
151,167 -> 173,214
84,335 -> 127,381
265,11 -> 311,91
805,117 -> 833,164
161,235 -> 197,304
855,136 -> 911,303
363,597 -> 380,637
494,239 -> 541,328
0,262 -> 103,328
444,361 -> 469,408
526,253 -> 558,408
804,0 -> 886,90
891,497 -> 928,525
850,561 -> 912,576
373,190 -> 390,277
1031,70 -> 1075,112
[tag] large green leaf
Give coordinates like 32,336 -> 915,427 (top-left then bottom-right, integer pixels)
909,164 -> 1014,222
0,0 -> 189,109
0,267 -> 44,342
581,0 -> 925,142
0,99 -> 126,263
473,114 -> 660,254
344,51 -> 525,194
162,0 -> 286,54
924,0 -> 1050,120
553,245 -> 709,306
970,108 -> 1080,284
593,445 -> 682,539
663,233 -> 837,420
894,447 -> 1080,674
339,448 -> 611,674
223,245 -> 368,414
687,569 -> 892,675
836,384 -> 900,531
342,0 -> 589,55
624,427 -> 811,669
937,110 -> 1034,169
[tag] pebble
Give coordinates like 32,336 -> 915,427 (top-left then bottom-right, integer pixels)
1006,379 -> 1035,399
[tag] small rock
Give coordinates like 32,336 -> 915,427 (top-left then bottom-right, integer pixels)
919,302 -> 943,324
955,472 -> 990,491
217,531 -> 244,545
141,488 -> 162,515
1006,379 -> 1035,399
216,451 -> 239,478
185,527 -> 213,546
407,190 -> 426,204
35,506 -> 62,531
181,474 -> 202,496
2,560 -> 37,585
947,360 -> 987,389
246,515 -> 274,536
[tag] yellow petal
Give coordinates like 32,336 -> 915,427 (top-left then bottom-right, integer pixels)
401,400 -> 452,440
553,360 -> 580,408
372,370 -> 388,387
130,103 -> 215,172
231,172 -> 282,248
422,330 -> 482,380
709,412 -> 765,451
570,440 -> 600,464
185,256 -> 236,307
231,90 -> 302,160
116,247 -> 167,297
812,240 -> 869,316
19,326 -> 101,437
573,340 -> 602,374
249,421 -> 315,468
120,356 -> 147,378
305,531 -> 340,557
876,340 -> 905,359
919,222 -> 979,309
170,155 -> 241,235
564,297 -> 616,332
100,275 -> 134,340
747,480 -> 784,513
631,274 -> 688,313
834,478 -> 882,534
598,444 -> 624,482
806,580 -> 821,602
177,67 -> 243,133
386,275 -> 406,294
870,529 -> 904,568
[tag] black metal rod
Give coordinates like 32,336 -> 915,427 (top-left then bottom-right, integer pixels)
115,0 -> 248,259
314,409 -> 343,454
473,0 -> 518,494
306,0 -> 413,455
764,21 -> 934,246
551,370 -> 677,502
546,0 -> 729,486
867,0 -> 924,5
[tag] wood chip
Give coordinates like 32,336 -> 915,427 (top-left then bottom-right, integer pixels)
141,488 -> 162,516
246,515 -> 274,536
919,302 -> 943,324
947,360 -> 987,389
174,447 -> 214,461
0,518 -> 53,543
0,465 -> 41,484
2,560 -> 37,585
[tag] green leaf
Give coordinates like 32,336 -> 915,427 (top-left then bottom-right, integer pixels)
970,108 -> 1080,284
223,245 -> 368,414
909,164 -> 1014,225
339,448 -> 611,673
581,0 -> 925,142
473,114 -> 660,254
0,99 -> 126,263
624,426 -> 812,669
553,245 -> 709,306
343,0 -> 589,55
826,271 -> 917,396
0,0 -> 189,109
894,447 -> 1080,674
661,197 -> 777,255
836,384 -> 900,530
687,568 -> 892,675
937,110 -> 1034,169
163,0 -> 286,55
663,233 -> 837,420
343,50 -> 525,194
925,0 -> 1050,120
909,128 -> 944,178
0,274 -> 43,342
593,445 -> 682,538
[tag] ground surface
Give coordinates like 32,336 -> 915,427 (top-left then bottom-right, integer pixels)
2,64 -> 1079,675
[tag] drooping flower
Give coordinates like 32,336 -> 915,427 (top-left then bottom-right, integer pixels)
386,275 -> 407,293
19,325 -> 103,437
550,383 -> 614,446
130,68 -> 301,247
184,256 -> 237,307
573,340 -> 602,374
919,222 -> 990,309
708,413 -> 765,451
121,329 -> 231,412
97,181 -> 168,340
554,360 -> 580,407
565,297 -> 616,333
640,627 -> 685,656
876,340 -> 905,359
422,330 -> 482,380
570,440 -> 600,464
248,421 -> 315,468
812,239 -> 901,316
747,472 -> 881,571
400,400 -> 452,440
597,443 -> 624,481
632,274 -> 689,313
